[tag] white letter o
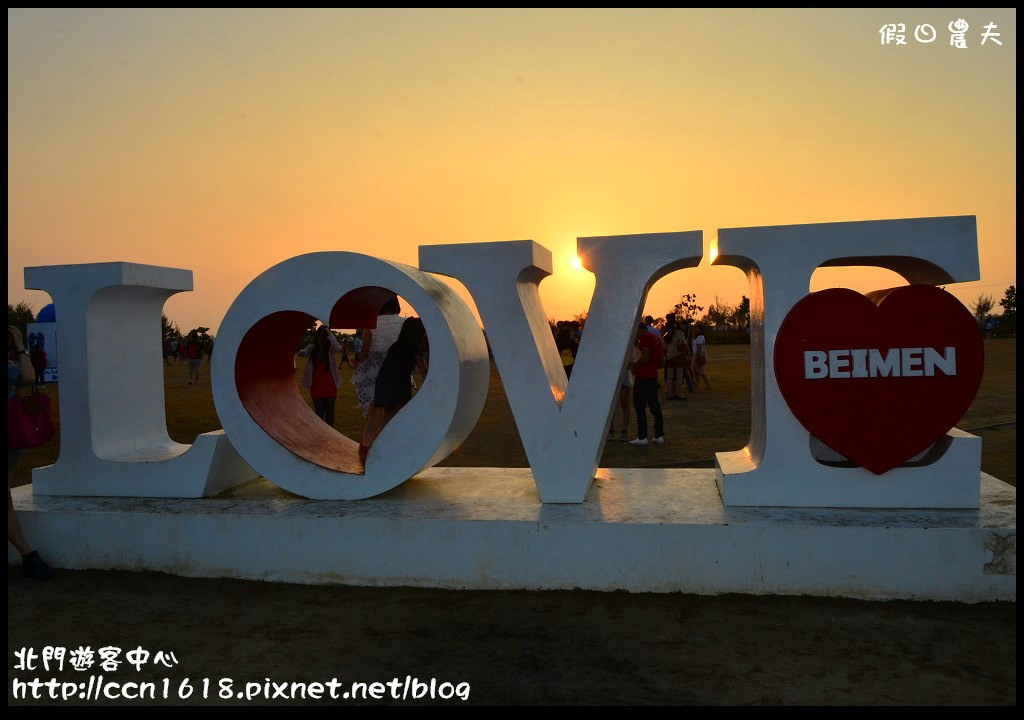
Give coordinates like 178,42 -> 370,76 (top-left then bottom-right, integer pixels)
212,252 -> 490,499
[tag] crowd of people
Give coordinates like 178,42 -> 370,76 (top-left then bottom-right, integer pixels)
593,312 -> 712,447
166,301 -> 713,458
295,294 -> 430,464
163,332 -> 214,385
554,320 -> 581,378
288,298 -> 718,458
291,303 -> 712,456
155,298 -> 715,458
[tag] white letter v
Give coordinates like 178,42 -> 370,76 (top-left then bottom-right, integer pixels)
420,232 -> 701,502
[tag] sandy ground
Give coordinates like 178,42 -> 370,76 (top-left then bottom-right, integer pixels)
7,567 -> 1016,706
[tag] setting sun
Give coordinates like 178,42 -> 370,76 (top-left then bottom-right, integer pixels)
6,9 -> 1015,334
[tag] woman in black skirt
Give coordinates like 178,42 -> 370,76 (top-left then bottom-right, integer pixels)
359,317 -> 429,459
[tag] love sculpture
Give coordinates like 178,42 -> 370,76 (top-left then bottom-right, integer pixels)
24,215 -> 984,509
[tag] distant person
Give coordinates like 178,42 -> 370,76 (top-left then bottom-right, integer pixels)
8,325 -> 57,580
680,321 -> 696,392
644,314 -> 666,377
185,332 -> 203,385
691,324 -> 711,390
351,295 -> 406,447
555,321 -> 578,379
628,320 -> 665,446
339,336 -> 353,368
298,326 -> 342,427
609,345 -> 636,443
644,315 -> 662,339
662,313 -> 691,400
29,337 -> 47,389
361,317 -> 429,455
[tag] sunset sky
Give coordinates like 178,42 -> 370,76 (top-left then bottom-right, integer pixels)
8,8 -> 1016,335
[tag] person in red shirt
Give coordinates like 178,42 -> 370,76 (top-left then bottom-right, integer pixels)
185,332 -> 204,385
628,320 -> 665,446
299,326 -> 343,427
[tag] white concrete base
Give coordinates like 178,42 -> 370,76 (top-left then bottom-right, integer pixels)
9,468 -> 1016,602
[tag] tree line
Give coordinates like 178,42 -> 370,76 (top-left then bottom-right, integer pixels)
970,285 -> 1016,337
549,293 -> 751,341
10,284 -> 1015,351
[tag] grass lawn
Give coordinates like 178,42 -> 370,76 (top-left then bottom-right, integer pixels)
10,338 -> 1016,489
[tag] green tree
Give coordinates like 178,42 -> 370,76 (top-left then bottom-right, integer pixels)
702,296 -> 733,330
161,314 -> 181,344
970,294 -> 995,323
998,285 -> 1015,315
997,285 -> 1016,336
672,293 -> 703,323
184,326 -> 215,357
733,296 -> 750,331
189,326 -> 213,344
7,301 -> 36,339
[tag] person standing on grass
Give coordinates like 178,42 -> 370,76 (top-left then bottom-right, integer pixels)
29,339 -> 47,389
628,320 -> 665,446
609,344 -> 636,443
8,325 -> 57,580
555,321 -> 578,379
351,295 -> 406,452
691,324 -> 711,390
352,331 -> 363,365
361,317 -> 429,457
339,336 -> 353,368
662,312 -> 692,400
299,326 -> 343,428
185,331 -> 203,385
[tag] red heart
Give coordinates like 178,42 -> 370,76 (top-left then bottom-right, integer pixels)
774,285 -> 984,474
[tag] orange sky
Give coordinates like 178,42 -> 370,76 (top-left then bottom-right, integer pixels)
8,8 -> 1016,334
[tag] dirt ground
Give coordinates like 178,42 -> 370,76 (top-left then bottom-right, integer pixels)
7,344 -> 1017,706
7,567 -> 1016,706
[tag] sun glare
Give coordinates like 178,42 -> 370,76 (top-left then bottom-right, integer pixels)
570,255 -> 583,271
